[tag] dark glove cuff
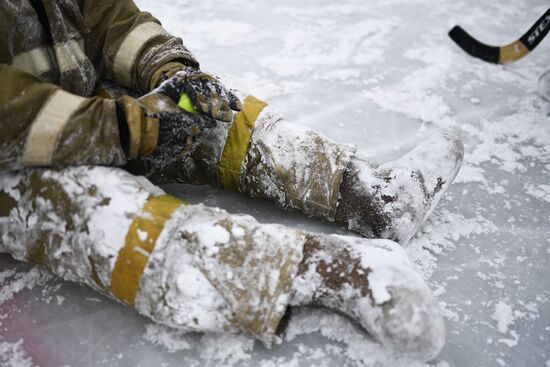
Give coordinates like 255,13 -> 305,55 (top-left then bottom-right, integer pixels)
115,101 -> 131,155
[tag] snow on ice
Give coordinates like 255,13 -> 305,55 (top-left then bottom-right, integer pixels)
0,340 -> 35,367
1,0 -> 549,366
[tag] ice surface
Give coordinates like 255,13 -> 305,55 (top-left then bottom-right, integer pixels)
1,0 -> 550,366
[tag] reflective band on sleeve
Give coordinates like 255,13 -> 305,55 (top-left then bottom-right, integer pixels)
219,96 -> 268,192
11,46 -> 53,76
113,22 -> 167,88
22,90 -> 86,166
110,195 -> 183,306
55,39 -> 87,73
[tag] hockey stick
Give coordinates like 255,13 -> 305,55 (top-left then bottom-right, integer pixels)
449,7 -> 550,64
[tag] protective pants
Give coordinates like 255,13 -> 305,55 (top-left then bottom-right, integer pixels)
0,166 -> 443,359
0,94 -> 457,359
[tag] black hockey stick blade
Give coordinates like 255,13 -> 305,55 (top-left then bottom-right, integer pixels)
449,7 -> 550,64
449,25 -> 500,63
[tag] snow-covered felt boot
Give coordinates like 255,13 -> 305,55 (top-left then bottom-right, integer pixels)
335,130 -> 464,244
290,234 -> 445,361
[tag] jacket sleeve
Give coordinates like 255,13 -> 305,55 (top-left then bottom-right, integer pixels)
80,0 -> 199,94
0,64 -> 127,171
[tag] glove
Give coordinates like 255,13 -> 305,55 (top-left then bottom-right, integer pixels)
116,95 -> 159,160
144,110 -> 217,173
154,65 -> 242,122
116,95 -> 217,171
149,62 -> 186,91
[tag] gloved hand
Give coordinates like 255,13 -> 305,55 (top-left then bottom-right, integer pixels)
116,95 -> 159,160
144,110 -> 217,173
116,95 -> 216,170
154,65 -> 242,122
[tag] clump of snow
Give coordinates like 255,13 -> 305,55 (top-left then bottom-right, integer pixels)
199,333 -> 255,364
143,324 -> 193,352
492,301 -> 514,334
56,295 -> 65,306
0,268 -> 53,306
525,184 -> 550,203
498,330 -> 519,348
144,323 -> 254,364
0,340 -> 35,367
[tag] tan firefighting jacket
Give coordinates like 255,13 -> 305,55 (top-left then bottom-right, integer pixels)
0,0 -> 198,171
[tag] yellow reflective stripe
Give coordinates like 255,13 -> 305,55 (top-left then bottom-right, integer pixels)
11,47 -> 53,76
55,39 -> 87,73
22,90 -> 86,166
114,22 -> 167,88
110,195 -> 183,306
499,40 -> 530,63
219,96 -> 268,192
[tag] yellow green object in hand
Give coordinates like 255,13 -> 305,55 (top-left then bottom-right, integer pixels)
178,93 -> 198,115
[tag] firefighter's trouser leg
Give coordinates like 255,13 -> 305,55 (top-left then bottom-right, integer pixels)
0,166 -> 304,345
145,96 -> 463,245
0,166 -> 445,359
